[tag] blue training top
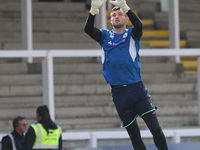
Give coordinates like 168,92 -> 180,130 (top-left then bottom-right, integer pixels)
98,27 -> 142,86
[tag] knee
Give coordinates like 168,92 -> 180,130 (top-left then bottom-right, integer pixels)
150,126 -> 163,136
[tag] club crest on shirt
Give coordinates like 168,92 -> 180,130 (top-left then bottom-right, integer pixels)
123,32 -> 128,38
109,34 -> 114,39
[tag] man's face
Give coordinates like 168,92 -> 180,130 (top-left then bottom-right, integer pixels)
110,9 -> 129,29
16,119 -> 28,135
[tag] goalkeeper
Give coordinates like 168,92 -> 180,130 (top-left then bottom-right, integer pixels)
84,0 -> 168,149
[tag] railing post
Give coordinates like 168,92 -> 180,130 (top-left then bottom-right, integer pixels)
88,133 -> 98,148
172,130 -> 181,143
198,56 -> 200,125
168,0 -> 180,63
42,51 -> 55,121
21,0 -> 33,63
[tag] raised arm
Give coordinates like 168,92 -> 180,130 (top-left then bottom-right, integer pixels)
127,10 -> 143,37
84,14 -> 102,42
84,0 -> 107,42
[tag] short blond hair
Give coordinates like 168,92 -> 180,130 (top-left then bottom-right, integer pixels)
110,6 -> 127,17
111,6 -> 120,12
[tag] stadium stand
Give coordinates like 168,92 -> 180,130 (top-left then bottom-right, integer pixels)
154,0 -> 200,73
0,0 -> 199,149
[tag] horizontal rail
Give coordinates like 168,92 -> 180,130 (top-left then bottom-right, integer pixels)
1,128 -> 200,147
62,128 -> 200,147
0,50 -> 47,58
0,49 -> 200,58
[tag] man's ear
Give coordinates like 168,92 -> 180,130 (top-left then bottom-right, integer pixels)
125,16 -> 129,23
110,18 -> 113,25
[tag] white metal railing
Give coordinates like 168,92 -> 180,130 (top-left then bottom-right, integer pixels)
0,49 -> 200,122
61,128 -> 200,147
1,128 -> 200,147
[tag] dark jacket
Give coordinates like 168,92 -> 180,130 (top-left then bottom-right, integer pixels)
1,130 -> 25,150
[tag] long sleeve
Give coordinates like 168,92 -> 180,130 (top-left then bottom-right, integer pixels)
84,13 -> 102,42
1,136 -> 12,150
59,135 -> 62,150
22,127 -> 35,150
127,10 -> 143,37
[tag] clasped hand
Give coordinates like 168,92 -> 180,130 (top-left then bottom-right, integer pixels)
90,0 -> 130,15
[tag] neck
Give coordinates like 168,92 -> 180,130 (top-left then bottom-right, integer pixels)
113,26 -> 126,34
15,130 -> 23,136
